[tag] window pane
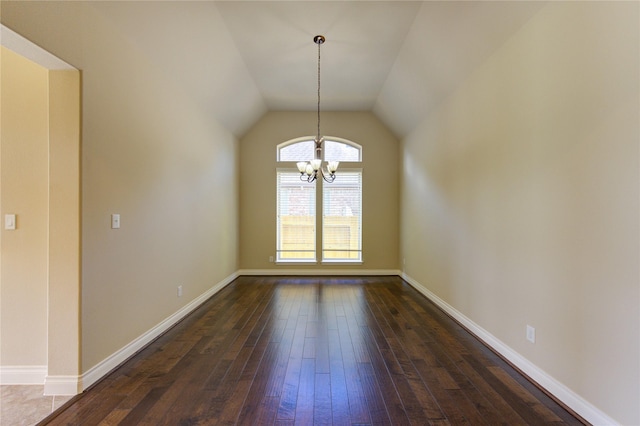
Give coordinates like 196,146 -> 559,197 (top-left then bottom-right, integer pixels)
277,172 -> 316,261
279,140 -> 314,161
324,140 -> 361,162
323,171 -> 362,261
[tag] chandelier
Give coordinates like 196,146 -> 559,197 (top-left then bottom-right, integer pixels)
297,35 -> 339,183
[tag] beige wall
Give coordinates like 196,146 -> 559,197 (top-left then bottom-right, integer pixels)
47,68 -> 81,384
0,47 -> 49,367
78,8 -> 239,371
2,3 -> 240,372
239,111 -> 399,271
400,2 -> 639,424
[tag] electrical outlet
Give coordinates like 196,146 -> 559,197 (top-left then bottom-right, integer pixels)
526,325 -> 535,343
177,285 -> 183,297
269,256 -> 274,263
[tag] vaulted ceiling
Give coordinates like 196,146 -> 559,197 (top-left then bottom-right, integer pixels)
216,1 -> 544,137
1,1 -> 545,138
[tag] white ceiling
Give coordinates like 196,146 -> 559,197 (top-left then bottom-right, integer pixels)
2,1 -> 546,138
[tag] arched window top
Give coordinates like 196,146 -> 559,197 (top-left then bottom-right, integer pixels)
278,138 -> 315,162
278,136 -> 362,162
324,138 -> 361,162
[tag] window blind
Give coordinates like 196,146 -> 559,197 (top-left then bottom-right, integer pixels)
322,170 -> 362,261
276,171 -> 316,261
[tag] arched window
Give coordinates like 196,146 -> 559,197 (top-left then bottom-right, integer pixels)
277,136 -> 362,162
276,136 -> 362,263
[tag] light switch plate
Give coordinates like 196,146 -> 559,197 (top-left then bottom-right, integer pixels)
526,325 -> 536,343
111,214 -> 120,229
4,214 -> 16,230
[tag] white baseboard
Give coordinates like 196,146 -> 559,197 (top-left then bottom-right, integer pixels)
44,375 -> 81,395
80,271 -> 239,391
0,365 -> 46,385
0,367 -> 79,395
238,269 -> 401,276
401,272 -> 618,426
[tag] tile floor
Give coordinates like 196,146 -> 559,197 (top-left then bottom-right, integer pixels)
0,386 -> 72,425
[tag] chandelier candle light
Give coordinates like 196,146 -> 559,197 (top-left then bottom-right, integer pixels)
297,35 -> 339,183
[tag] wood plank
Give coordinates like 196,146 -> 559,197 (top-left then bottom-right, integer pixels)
357,362 -> 392,426
336,315 -> 371,424
328,328 -> 350,426
236,341 -> 280,425
254,396 -> 280,425
294,358 -> 316,424
488,366 -> 567,423
314,373 -> 332,426
118,386 -> 169,425
276,302 -> 307,420
360,326 -> 412,425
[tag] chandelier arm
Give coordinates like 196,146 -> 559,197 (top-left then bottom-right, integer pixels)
319,167 -> 335,183
321,171 -> 336,183
303,171 -> 317,183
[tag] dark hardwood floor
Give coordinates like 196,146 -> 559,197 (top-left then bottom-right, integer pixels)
41,276 -> 585,425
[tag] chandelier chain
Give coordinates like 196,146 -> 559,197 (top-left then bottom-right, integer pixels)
317,38 -> 321,142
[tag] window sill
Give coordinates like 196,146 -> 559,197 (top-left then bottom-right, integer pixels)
274,260 -> 363,266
